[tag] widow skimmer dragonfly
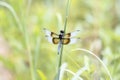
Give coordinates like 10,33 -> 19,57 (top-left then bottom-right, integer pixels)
43,28 -> 80,54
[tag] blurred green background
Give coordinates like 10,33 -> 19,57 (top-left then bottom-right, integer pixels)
0,0 -> 120,80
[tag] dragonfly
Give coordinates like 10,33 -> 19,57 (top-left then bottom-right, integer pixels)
43,28 -> 80,54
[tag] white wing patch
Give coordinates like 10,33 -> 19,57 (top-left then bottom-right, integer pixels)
70,30 -> 80,37
45,36 -> 53,43
69,38 -> 80,44
43,28 -> 51,37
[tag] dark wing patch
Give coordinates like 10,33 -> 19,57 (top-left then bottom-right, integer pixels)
64,33 -> 71,38
51,32 -> 59,37
64,30 -> 80,38
52,38 -> 60,44
62,38 -> 70,45
43,28 -> 59,37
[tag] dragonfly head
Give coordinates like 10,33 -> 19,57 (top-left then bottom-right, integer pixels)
60,30 -> 64,34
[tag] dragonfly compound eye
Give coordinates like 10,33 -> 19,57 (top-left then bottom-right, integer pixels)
60,30 -> 64,33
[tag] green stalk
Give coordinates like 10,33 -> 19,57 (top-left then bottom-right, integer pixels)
63,0 -> 70,33
34,36 -> 41,79
0,1 -> 23,33
24,0 -> 36,80
24,30 -> 35,80
57,0 -> 71,80
0,1 -> 35,80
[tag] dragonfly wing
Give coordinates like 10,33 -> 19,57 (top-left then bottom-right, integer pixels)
62,38 -> 70,45
43,28 -> 51,36
53,38 -> 60,44
62,38 -> 80,44
45,36 -> 53,43
70,30 -> 80,37
65,30 -> 80,38
45,36 -> 60,44
43,28 -> 58,37
69,38 -> 80,44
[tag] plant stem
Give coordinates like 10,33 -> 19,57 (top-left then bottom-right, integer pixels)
25,0 -> 36,80
0,1 -> 24,33
57,0 -> 71,80
0,1 -> 35,80
64,0 -> 70,33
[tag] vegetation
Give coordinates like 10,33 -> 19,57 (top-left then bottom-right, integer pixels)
0,0 -> 120,80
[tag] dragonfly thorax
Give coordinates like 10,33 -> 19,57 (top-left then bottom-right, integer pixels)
59,30 -> 64,40
59,34 -> 63,40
